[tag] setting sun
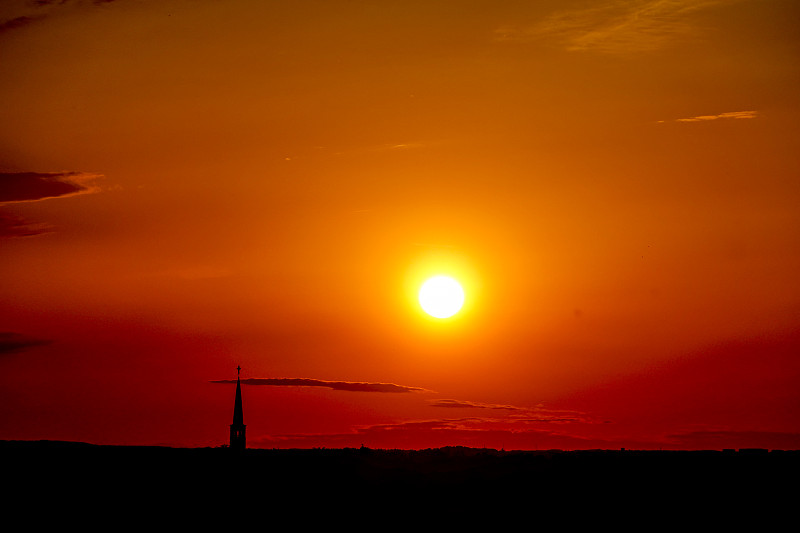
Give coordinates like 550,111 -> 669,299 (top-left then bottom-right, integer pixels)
0,0 -> 798,456
418,276 -> 465,319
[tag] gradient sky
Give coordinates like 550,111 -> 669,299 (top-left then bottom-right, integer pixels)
1,0 -> 799,450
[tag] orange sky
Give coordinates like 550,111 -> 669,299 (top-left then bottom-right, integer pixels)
1,0 -> 799,450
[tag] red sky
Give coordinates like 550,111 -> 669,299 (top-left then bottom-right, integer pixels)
1,0 -> 799,450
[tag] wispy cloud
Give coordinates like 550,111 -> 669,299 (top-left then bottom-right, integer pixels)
430,399 -> 523,411
0,171 -> 102,204
0,15 -> 42,33
662,110 -> 759,123
249,398 -> 595,449
252,416 -> 615,450
497,0 -> 727,54
429,399 -> 587,422
0,171 -> 104,238
666,429 -> 800,450
0,213 -> 51,238
0,0 -> 120,35
211,377 -> 431,393
0,332 -> 50,356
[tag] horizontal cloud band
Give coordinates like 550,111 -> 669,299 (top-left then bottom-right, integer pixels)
0,332 -> 50,355
211,377 -> 429,393
0,172 -> 101,204
430,399 -> 523,410
658,110 -> 759,123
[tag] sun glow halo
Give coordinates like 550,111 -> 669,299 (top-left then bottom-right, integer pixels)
418,276 -> 465,319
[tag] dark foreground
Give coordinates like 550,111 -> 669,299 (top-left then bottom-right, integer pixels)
3,440 -> 797,524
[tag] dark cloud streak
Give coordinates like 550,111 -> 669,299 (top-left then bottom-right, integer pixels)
253,417 -> 623,450
0,213 -> 50,238
429,400 -> 588,423
0,0 -> 119,35
667,430 -> 800,450
0,332 -> 51,356
0,172 -> 100,204
430,399 -> 522,410
0,15 -> 41,33
211,377 -> 430,393
0,171 -> 103,239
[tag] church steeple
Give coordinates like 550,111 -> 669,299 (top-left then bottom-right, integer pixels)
230,365 -> 246,451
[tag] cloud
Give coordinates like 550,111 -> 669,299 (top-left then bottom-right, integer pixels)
0,171 -> 103,238
497,0 -> 726,54
429,399 -> 524,411
0,212 -> 51,238
251,417 -> 621,450
249,400 -> 595,449
430,399 -> 588,421
211,377 -> 431,393
0,15 -> 41,33
0,0 -> 119,35
0,171 -> 102,204
668,110 -> 759,122
666,429 -> 800,450
0,332 -> 51,356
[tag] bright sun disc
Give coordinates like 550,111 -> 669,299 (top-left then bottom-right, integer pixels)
418,276 -> 465,318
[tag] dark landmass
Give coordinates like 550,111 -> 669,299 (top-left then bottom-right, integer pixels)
3,440 -> 797,523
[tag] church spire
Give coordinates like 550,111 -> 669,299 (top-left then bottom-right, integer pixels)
230,365 -> 246,451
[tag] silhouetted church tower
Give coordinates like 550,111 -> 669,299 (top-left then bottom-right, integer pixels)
230,365 -> 246,451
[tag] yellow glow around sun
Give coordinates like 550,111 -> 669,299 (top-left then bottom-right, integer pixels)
418,276 -> 465,318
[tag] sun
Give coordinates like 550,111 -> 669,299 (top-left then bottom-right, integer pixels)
418,276 -> 465,319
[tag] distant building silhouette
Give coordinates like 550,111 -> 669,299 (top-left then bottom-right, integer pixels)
230,366 -> 246,451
